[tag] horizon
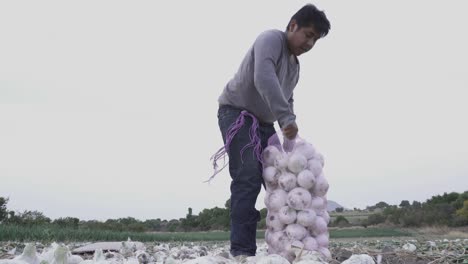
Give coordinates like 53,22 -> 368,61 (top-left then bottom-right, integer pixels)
2,190 -> 465,222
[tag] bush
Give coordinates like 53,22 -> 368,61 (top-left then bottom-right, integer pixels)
367,213 -> 386,226
332,215 -> 349,227
400,210 -> 423,227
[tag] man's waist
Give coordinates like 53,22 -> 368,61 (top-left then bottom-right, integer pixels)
218,104 -> 274,127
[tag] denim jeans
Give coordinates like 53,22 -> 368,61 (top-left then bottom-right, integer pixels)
217,104 -> 276,256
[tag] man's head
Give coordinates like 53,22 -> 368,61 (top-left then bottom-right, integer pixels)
286,4 -> 331,56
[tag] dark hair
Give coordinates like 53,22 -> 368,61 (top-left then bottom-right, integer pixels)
287,3 -> 331,38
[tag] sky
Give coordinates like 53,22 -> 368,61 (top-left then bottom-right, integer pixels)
1,1 -> 467,221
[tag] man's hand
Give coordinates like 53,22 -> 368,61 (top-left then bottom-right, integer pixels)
282,122 -> 298,140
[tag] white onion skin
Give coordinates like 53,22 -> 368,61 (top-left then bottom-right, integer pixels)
266,189 -> 288,212
275,153 -> 290,171
313,175 -> 329,197
307,159 -> 323,177
316,233 -> 329,248
296,209 -> 317,227
278,172 -> 297,192
263,166 -> 279,184
310,196 -> 326,211
266,212 -> 286,232
309,216 -> 328,236
285,224 -> 308,241
315,152 -> 325,167
317,210 -> 330,224
287,187 -> 312,210
263,146 -> 281,166
274,231 -> 293,252
263,166 -> 280,191
293,142 -> 316,160
302,236 -> 319,251
297,170 -> 315,189
277,206 -> 297,225
287,153 -> 308,174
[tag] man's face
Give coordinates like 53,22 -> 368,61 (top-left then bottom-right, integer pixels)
287,21 -> 320,56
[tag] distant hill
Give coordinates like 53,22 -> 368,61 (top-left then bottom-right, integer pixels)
327,200 -> 346,212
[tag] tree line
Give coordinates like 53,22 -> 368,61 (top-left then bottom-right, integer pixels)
0,197 -> 233,232
361,191 -> 468,227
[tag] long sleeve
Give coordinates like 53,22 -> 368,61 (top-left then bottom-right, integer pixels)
288,94 -> 294,114
253,32 -> 296,128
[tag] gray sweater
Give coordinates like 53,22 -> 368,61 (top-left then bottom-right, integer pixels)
218,29 -> 299,128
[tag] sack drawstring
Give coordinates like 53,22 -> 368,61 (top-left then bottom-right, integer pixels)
206,110 -> 263,183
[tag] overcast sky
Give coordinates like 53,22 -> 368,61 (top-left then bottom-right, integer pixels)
1,1 -> 467,221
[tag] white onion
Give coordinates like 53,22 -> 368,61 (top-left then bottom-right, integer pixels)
287,187 -> 312,210
15,243 -> 41,264
296,209 -> 317,227
266,181 -> 279,192
278,172 -> 297,192
297,170 -> 315,189
275,152 -> 290,171
53,245 -> 69,264
265,230 -> 273,244
315,233 -> 329,248
274,231 -> 293,252
287,153 -> 308,174
311,216 -> 328,236
293,142 -> 316,160
266,189 -> 288,211
267,247 -> 279,255
278,206 -> 297,225
263,145 -> 281,166
302,236 -> 319,251
267,230 -> 285,249
269,230 -> 286,247
285,224 -> 308,241
263,166 -> 279,184
317,210 -> 330,224
310,197 -> 326,211
312,175 -> 329,197
314,152 -> 325,167
341,254 -> 375,264
263,166 -> 280,191
307,159 -> 323,177
266,212 -> 286,232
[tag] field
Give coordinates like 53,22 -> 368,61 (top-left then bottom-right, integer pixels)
329,211 -> 373,225
0,225 -> 467,263
0,225 -> 410,243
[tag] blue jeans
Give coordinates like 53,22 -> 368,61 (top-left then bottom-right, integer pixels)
217,104 -> 276,256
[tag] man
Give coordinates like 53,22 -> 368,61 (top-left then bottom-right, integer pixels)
213,3 -> 331,258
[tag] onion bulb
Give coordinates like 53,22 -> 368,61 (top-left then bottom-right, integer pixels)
287,187 -> 312,210
278,206 -> 297,225
287,153 -> 308,174
297,170 -> 315,189
278,172 -> 297,192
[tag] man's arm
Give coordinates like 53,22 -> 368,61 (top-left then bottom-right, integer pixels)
253,31 -> 296,129
283,94 -> 298,139
288,94 -> 294,114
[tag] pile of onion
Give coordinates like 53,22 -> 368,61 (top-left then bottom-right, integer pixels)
262,137 -> 330,262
